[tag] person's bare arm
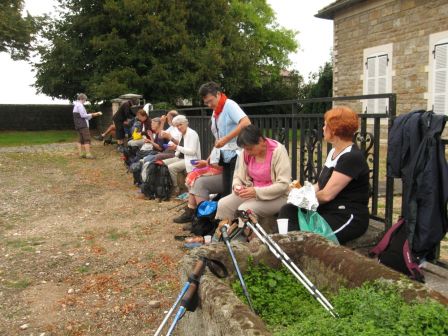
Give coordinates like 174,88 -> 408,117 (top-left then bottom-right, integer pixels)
315,171 -> 352,204
215,116 -> 251,148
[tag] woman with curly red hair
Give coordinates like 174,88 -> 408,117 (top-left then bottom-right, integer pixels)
278,106 -> 370,244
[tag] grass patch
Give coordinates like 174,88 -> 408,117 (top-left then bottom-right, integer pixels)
77,265 -> 90,274
5,278 -> 31,289
106,228 -> 129,241
233,263 -> 448,335
5,238 -> 45,252
0,130 -> 78,147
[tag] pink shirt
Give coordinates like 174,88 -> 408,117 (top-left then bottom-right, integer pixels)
245,138 -> 278,187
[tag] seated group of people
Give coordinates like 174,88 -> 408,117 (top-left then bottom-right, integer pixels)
104,82 -> 370,246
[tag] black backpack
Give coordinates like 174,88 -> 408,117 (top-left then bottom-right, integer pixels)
369,217 -> 424,283
141,162 -> 172,201
191,201 -> 219,236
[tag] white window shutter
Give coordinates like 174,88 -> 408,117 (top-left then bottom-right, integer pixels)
433,43 -> 448,114
366,57 -> 376,112
365,55 -> 389,113
377,55 -> 388,113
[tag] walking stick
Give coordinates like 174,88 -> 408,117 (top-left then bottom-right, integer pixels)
220,225 -> 255,312
165,279 -> 199,336
154,257 -> 206,336
237,210 -> 338,318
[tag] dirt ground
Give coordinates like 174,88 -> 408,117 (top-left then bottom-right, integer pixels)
0,142 -> 189,335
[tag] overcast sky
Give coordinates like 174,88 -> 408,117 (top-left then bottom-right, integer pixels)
0,0 -> 334,104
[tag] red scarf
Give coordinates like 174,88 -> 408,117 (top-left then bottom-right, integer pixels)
213,93 -> 227,119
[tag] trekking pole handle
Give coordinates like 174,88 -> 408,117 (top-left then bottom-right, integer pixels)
180,280 -> 198,307
191,258 -> 206,278
220,225 -> 229,241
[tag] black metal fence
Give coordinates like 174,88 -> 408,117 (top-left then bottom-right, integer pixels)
155,93 -> 397,229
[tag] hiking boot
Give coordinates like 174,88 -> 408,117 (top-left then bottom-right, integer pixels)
173,207 -> 195,224
94,134 -> 104,141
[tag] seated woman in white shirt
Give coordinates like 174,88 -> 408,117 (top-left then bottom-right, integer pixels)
162,115 -> 201,196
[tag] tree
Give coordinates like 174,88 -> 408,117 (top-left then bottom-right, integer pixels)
0,0 -> 40,60
300,61 -> 333,114
33,0 -> 298,103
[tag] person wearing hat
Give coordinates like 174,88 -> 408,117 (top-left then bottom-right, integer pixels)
73,93 -> 102,159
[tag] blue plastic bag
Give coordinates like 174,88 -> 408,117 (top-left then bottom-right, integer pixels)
298,209 -> 339,244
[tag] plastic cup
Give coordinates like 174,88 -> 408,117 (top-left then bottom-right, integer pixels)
277,218 -> 289,234
190,159 -> 198,165
204,235 -> 212,244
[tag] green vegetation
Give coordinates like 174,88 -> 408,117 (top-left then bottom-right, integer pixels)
0,0 -> 42,60
5,278 -> 31,289
0,130 -> 77,147
34,0 -> 298,104
6,237 -> 45,253
233,263 -> 448,336
106,228 -> 129,241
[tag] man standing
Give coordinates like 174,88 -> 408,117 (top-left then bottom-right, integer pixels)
73,93 -> 102,159
198,82 -> 251,196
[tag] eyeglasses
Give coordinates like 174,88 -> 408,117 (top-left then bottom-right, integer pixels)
203,96 -> 216,106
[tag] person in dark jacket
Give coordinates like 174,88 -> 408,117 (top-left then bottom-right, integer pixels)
73,93 -> 102,159
113,98 -> 138,152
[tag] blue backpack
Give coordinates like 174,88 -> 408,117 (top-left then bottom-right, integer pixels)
191,201 -> 219,236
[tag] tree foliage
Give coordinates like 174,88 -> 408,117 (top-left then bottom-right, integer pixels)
33,0 -> 298,103
0,0 -> 40,60
300,61 -> 333,114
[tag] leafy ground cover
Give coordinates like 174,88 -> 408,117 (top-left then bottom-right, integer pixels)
0,130 -> 78,147
233,263 -> 448,336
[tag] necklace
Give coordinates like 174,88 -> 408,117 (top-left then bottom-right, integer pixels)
331,143 -> 353,160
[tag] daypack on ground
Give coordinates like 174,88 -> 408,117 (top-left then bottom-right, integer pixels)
141,162 -> 172,201
369,217 -> 424,283
191,201 -> 219,236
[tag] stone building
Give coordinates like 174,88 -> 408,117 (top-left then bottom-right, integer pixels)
317,0 -> 448,116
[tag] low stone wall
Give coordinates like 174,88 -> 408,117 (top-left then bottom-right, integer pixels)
176,232 -> 448,336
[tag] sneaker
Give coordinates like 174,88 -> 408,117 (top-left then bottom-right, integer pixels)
94,134 -> 104,141
117,145 -> 125,153
173,207 -> 195,224
176,192 -> 189,200
79,153 -> 86,159
85,153 -> 95,159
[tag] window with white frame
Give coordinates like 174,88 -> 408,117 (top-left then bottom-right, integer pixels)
363,44 -> 393,113
428,32 -> 448,115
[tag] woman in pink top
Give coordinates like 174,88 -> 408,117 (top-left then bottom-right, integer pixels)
215,125 -> 291,223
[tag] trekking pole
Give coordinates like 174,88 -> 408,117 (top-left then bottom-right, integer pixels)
154,257 -> 206,336
220,225 -> 255,312
167,200 -> 187,211
165,277 -> 200,336
237,210 -> 338,318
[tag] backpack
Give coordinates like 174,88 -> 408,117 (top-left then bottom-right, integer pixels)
369,218 -> 424,283
141,162 -> 172,201
191,201 -> 219,236
121,146 -> 139,167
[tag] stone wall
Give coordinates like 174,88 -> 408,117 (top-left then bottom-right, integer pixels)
332,0 -> 448,115
175,232 -> 448,336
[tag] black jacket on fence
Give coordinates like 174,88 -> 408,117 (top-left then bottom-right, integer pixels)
387,110 -> 448,261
